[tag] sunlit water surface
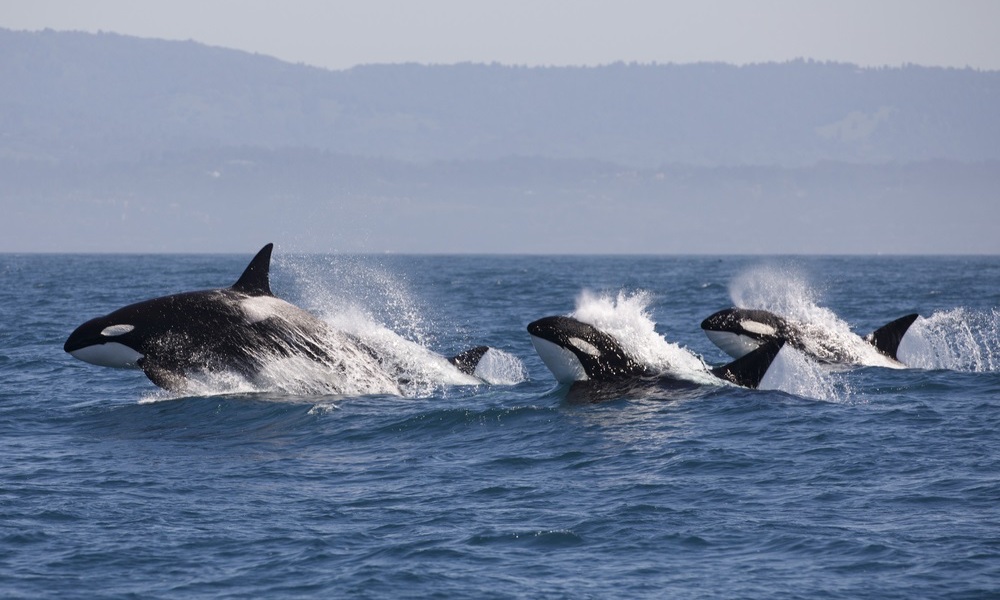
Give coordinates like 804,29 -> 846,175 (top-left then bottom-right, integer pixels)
2,253 -> 998,598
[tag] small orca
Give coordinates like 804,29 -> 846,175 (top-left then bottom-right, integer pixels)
700,307 -> 919,366
527,315 -> 785,398
65,243 -> 494,393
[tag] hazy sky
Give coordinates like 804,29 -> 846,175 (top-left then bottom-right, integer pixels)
3,0 -> 999,71
2,1 -> 998,254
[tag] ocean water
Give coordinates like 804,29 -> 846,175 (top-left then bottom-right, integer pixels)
2,252 -> 999,598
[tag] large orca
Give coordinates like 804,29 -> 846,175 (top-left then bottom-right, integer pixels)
527,315 -> 785,399
64,244 -> 493,393
700,307 -> 919,366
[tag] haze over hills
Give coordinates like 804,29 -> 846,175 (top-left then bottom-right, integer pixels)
1,28 -> 998,253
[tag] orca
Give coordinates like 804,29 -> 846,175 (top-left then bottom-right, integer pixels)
527,315 -> 785,398
64,243 -> 494,393
700,307 -> 919,366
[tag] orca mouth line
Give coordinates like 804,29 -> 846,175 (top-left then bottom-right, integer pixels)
527,315 -> 656,383
64,331 -> 102,354
66,341 -> 145,369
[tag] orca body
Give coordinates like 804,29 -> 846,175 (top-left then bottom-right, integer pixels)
65,244 -> 493,393
700,307 -> 919,366
527,315 -> 785,399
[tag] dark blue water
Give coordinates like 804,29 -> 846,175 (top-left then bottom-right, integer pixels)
2,253 -> 999,598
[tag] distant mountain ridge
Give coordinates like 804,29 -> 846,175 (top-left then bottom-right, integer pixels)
3,28 -> 999,254
3,28 -> 999,168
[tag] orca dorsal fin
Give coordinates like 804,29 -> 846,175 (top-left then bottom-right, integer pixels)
865,313 -> 919,360
711,339 -> 786,389
231,243 -> 274,296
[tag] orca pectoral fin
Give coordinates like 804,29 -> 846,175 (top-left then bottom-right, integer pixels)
710,339 -> 786,389
865,313 -> 920,361
449,346 -> 491,376
140,360 -> 188,392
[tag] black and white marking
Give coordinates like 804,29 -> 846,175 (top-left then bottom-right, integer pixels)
65,244 -> 494,393
700,307 -> 919,366
528,315 -> 785,393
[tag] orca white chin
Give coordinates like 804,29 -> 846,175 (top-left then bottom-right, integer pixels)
703,329 -> 763,359
529,335 -> 589,383
69,343 -> 144,369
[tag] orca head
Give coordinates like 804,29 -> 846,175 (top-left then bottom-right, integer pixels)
700,307 -> 788,359
64,313 -> 145,369
527,316 -> 650,383
65,243 -> 277,373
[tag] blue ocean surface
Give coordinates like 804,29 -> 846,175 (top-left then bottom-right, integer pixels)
2,252 -> 999,598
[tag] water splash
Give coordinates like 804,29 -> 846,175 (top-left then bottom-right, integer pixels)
898,308 -> 1000,372
280,255 -> 435,348
474,348 -> 529,386
142,254 -> 527,400
757,345 -> 852,403
571,289 -> 720,386
568,288 -> 847,400
271,254 -> 525,396
140,321 -> 406,400
728,265 -> 899,368
138,373 -> 261,404
731,264 -> 1000,373
729,264 -> 824,320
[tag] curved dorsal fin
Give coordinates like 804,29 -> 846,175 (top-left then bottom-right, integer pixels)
231,243 -> 274,296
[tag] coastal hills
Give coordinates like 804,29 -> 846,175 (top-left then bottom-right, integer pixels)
2,28 -> 997,253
